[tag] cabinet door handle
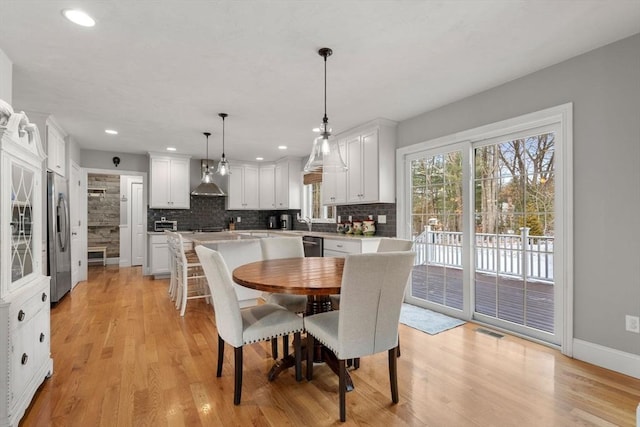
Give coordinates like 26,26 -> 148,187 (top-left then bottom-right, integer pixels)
42,292 -> 48,302
336,244 -> 343,248
21,353 -> 28,365
18,310 -> 25,321
40,333 -> 45,343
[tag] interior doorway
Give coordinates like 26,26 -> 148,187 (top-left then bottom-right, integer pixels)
80,168 -> 147,273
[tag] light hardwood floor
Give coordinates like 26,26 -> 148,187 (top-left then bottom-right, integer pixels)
20,266 -> 640,426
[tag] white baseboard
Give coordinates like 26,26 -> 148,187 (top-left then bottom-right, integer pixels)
573,338 -> 640,379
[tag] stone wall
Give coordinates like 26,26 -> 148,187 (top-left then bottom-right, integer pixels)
87,174 -> 120,258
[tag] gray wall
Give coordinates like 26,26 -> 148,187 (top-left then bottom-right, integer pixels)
398,34 -> 640,356
80,149 -> 149,173
0,48 -> 11,104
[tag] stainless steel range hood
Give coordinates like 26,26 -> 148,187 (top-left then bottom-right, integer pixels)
191,159 -> 226,196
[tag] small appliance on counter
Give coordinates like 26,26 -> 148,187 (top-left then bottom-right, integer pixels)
280,214 -> 292,230
154,217 -> 177,232
267,215 -> 278,229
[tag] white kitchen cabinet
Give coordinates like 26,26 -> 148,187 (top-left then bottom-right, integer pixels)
340,119 -> 397,205
226,163 -> 259,210
259,164 -> 276,209
275,157 -> 301,209
323,237 -> 381,257
149,153 -> 191,209
46,118 -> 66,177
148,233 -> 170,277
322,138 -> 347,205
1,120 -> 52,427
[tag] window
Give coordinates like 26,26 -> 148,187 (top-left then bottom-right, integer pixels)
301,172 -> 336,222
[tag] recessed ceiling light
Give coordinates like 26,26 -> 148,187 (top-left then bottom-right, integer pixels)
62,9 -> 96,27
166,147 -> 177,152
256,157 -> 264,161
278,145 -> 287,150
105,129 -> 118,135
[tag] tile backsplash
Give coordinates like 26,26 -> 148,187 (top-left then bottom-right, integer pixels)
148,196 -> 397,237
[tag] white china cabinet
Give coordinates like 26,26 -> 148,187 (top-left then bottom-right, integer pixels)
0,119 -> 52,427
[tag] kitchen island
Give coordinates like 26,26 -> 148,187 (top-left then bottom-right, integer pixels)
148,229 -> 386,307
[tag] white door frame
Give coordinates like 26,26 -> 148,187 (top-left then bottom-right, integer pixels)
82,168 -> 148,273
69,160 -> 86,285
396,103 -> 573,355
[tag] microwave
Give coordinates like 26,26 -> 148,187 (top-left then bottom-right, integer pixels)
154,219 -> 177,232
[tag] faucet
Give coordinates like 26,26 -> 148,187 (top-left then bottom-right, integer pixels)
298,214 -> 312,232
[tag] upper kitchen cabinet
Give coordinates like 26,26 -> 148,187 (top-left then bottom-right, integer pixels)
226,163 -> 259,210
322,138 -> 347,205
148,153 -> 191,209
46,117 -> 66,177
259,164 -> 276,209
344,119 -> 397,204
275,157 -> 301,209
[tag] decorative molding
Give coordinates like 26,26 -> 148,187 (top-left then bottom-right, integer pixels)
573,339 -> 640,379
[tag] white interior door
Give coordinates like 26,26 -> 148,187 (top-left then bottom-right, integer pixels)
131,181 -> 144,266
69,161 -> 84,287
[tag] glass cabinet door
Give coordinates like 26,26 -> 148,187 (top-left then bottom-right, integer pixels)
11,163 -> 35,283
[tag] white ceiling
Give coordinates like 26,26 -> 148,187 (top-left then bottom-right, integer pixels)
1,1 -> 639,162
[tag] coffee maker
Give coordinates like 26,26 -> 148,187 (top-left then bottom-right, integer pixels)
267,215 -> 278,229
280,214 -> 292,230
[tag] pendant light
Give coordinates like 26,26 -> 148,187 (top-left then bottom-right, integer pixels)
303,47 -> 347,173
191,132 -> 226,196
216,113 -> 230,176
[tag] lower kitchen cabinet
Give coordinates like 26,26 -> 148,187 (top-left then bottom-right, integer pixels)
148,234 -> 170,277
323,238 -> 381,257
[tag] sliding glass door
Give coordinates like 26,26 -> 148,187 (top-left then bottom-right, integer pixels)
407,147 -> 467,313
400,105 -> 570,347
472,130 -> 557,342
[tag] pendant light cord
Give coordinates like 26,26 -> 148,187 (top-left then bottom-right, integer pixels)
323,52 -> 328,125
219,113 -> 228,158
204,132 -> 211,171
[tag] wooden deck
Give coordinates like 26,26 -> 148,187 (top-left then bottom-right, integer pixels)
410,264 -> 554,332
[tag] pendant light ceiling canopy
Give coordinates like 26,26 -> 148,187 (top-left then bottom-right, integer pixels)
304,47 -> 347,173
216,113 -> 230,176
191,131 -> 226,196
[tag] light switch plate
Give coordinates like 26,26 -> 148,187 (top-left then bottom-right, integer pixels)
378,215 -> 387,224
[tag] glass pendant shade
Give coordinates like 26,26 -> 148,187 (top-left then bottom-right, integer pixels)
304,133 -> 347,173
303,47 -> 347,173
217,157 -> 229,176
216,112 -> 231,176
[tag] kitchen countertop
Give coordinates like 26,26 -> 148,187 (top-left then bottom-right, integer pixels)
147,229 -> 387,242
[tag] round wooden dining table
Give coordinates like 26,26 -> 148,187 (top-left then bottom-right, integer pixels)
233,257 -> 353,389
232,257 -> 344,296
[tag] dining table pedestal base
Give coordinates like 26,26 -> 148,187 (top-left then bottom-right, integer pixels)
267,294 -> 354,391
267,337 -> 355,392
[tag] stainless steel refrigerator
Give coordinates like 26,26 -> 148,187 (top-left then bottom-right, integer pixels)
47,171 -> 71,303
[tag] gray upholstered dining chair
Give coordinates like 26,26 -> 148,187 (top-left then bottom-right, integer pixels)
304,251 -> 415,422
329,238 -> 414,310
260,236 -> 308,359
195,245 -> 304,405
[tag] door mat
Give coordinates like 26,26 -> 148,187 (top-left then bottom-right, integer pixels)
399,303 -> 465,335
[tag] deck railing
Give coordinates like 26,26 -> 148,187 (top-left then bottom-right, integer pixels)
414,227 -> 554,283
